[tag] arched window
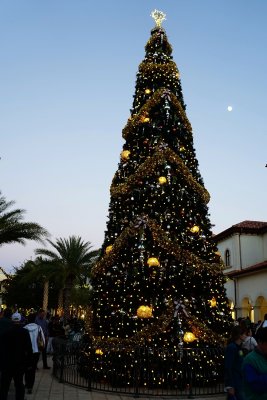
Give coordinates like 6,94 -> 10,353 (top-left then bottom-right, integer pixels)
225,249 -> 231,267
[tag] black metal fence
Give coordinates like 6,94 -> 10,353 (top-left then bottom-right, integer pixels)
52,338 -> 225,397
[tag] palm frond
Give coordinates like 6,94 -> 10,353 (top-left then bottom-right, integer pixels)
0,191 -> 49,247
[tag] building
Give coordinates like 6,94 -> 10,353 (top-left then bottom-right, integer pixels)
214,221 -> 267,323
0,266 -> 9,308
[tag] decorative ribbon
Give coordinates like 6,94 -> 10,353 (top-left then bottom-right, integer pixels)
161,89 -> 172,102
174,300 -> 189,318
134,216 -> 148,229
158,142 -> 169,151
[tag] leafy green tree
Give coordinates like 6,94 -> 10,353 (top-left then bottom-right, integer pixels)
35,236 -> 99,320
70,285 -> 93,313
3,259 -> 59,309
0,191 -> 49,247
20,257 -> 63,312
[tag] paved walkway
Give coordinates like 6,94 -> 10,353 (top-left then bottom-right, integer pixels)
8,357 -> 225,400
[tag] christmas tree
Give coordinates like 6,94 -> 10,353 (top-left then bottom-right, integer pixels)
91,10 -> 231,350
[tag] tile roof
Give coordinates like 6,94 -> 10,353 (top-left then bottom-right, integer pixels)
214,220 -> 267,241
233,221 -> 267,229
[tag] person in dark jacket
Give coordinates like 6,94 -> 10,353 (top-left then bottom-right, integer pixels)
0,312 -> 32,400
47,315 -> 65,354
243,327 -> 267,400
225,325 -> 246,400
0,307 -> 13,337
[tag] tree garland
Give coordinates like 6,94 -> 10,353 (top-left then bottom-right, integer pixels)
91,216 -> 221,278
122,88 -> 192,140
145,29 -> 173,55
110,146 -> 210,204
91,298 -> 224,348
139,61 -> 179,78
91,214 -> 225,347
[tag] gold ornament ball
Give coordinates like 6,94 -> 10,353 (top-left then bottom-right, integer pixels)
180,146 -> 186,152
137,305 -> 153,318
105,245 -> 113,254
145,88 -> 151,94
147,257 -> 160,267
140,114 -> 150,123
158,176 -> 167,185
190,225 -> 200,234
209,297 -> 217,307
121,150 -> 131,161
183,331 -> 197,343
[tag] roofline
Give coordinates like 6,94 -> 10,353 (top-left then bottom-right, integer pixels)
0,266 -> 11,279
225,261 -> 267,278
214,221 -> 267,242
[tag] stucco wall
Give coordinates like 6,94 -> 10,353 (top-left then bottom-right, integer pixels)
217,229 -> 267,322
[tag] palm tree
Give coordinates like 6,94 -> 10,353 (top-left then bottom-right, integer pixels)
0,191 -> 49,246
35,236 -> 99,320
20,257 -> 63,311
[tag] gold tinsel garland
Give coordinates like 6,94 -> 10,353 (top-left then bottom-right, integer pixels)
91,214 -> 225,346
145,30 -> 173,55
91,300 -> 224,348
110,146 -> 210,204
91,216 -> 221,278
138,61 -> 179,78
91,223 -> 138,277
147,217 -> 222,276
122,88 -> 192,140
92,305 -> 174,348
187,315 -> 225,344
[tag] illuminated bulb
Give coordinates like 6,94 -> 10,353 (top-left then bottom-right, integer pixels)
95,349 -> 103,355
145,88 -> 151,94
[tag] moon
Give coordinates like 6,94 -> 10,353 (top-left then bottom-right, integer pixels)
227,106 -> 233,112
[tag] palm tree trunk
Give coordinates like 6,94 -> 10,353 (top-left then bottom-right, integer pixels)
63,279 -> 73,322
42,280 -> 49,311
57,288 -> 64,317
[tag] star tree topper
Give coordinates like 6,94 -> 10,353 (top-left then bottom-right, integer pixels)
151,9 -> 166,27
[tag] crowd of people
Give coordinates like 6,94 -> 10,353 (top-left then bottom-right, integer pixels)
0,306 -> 82,400
225,314 -> 267,400
1,306 -> 267,400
